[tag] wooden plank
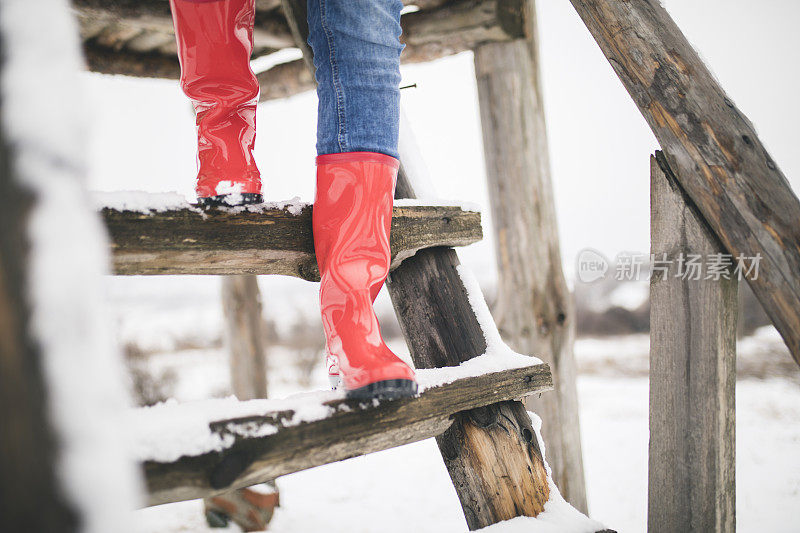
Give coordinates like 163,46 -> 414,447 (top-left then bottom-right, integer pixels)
473,0 -> 586,511
569,0 -> 800,366
142,362 -> 553,506
649,153 -> 736,532
222,275 -> 268,401
102,204 -> 482,277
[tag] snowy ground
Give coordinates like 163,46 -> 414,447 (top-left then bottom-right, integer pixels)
110,274 -> 800,533
133,375 -> 800,533
125,310 -> 800,533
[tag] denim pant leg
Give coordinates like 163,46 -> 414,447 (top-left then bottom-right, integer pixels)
306,0 -> 404,159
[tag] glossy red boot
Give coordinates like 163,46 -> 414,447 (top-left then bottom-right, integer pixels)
314,152 -> 418,400
169,0 -> 262,206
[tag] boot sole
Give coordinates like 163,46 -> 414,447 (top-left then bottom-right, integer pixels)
346,379 -> 418,400
197,193 -> 263,208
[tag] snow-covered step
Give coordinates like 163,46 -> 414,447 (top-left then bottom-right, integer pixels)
97,192 -> 482,277
134,354 -> 551,506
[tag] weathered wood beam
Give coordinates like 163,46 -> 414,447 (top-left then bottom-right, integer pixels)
473,0 -> 586,511
73,3 -> 296,52
649,153 -> 736,532
569,0 -> 800,366
222,275 -> 269,401
143,362 -> 553,506
102,204 -> 482,278
385,124 -> 551,528
83,43 -> 181,79
255,58 -> 315,101
78,0 -> 531,101
403,0 -> 526,49
253,0 -> 531,100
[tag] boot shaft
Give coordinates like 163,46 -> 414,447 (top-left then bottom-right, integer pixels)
169,0 -> 261,199
313,153 -> 416,396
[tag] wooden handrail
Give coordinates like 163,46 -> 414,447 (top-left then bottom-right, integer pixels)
570,0 -> 800,367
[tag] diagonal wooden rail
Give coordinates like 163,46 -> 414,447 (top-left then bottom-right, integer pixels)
569,0 -> 800,367
102,204 -> 481,278
140,362 -> 553,506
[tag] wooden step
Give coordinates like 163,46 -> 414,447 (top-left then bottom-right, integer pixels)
135,357 -> 551,506
100,198 -> 481,278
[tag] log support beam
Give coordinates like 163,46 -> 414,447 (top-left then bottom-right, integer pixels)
473,0 -> 586,511
222,275 -> 268,401
649,153 -> 736,532
77,0 -> 535,102
569,0 -> 800,366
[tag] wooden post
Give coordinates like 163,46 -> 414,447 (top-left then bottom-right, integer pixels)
210,276 -> 276,528
649,153 -> 736,532
389,128 -> 550,528
473,0 -> 587,512
222,275 -> 268,401
568,0 -> 800,367
0,92 -> 80,533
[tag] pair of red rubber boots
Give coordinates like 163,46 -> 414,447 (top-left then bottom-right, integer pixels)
170,0 -> 416,399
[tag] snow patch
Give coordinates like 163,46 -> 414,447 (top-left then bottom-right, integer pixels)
128,391 -> 342,462
416,351 -> 539,390
456,264 -> 543,364
94,190 -> 309,215
94,190 -> 196,213
398,108 -> 440,199
394,197 -> 482,212
607,281 -> 648,311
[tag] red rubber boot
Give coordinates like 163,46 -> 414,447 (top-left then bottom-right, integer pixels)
314,152 -> 418,400
169,0 -> 262,206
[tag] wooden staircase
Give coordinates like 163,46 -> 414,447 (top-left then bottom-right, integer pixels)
99,189 -> 561,527
74,0 -> 586,528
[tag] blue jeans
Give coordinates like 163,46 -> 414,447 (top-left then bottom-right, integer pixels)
306,0 -> 404,159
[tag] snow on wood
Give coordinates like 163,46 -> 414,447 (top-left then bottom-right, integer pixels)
0,0 -> 142,530
93,191 -> 308,215
456,264 -> 545,364
135,361 -> 552,506
397,109 -> 440,199
101,195 -> 483,277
